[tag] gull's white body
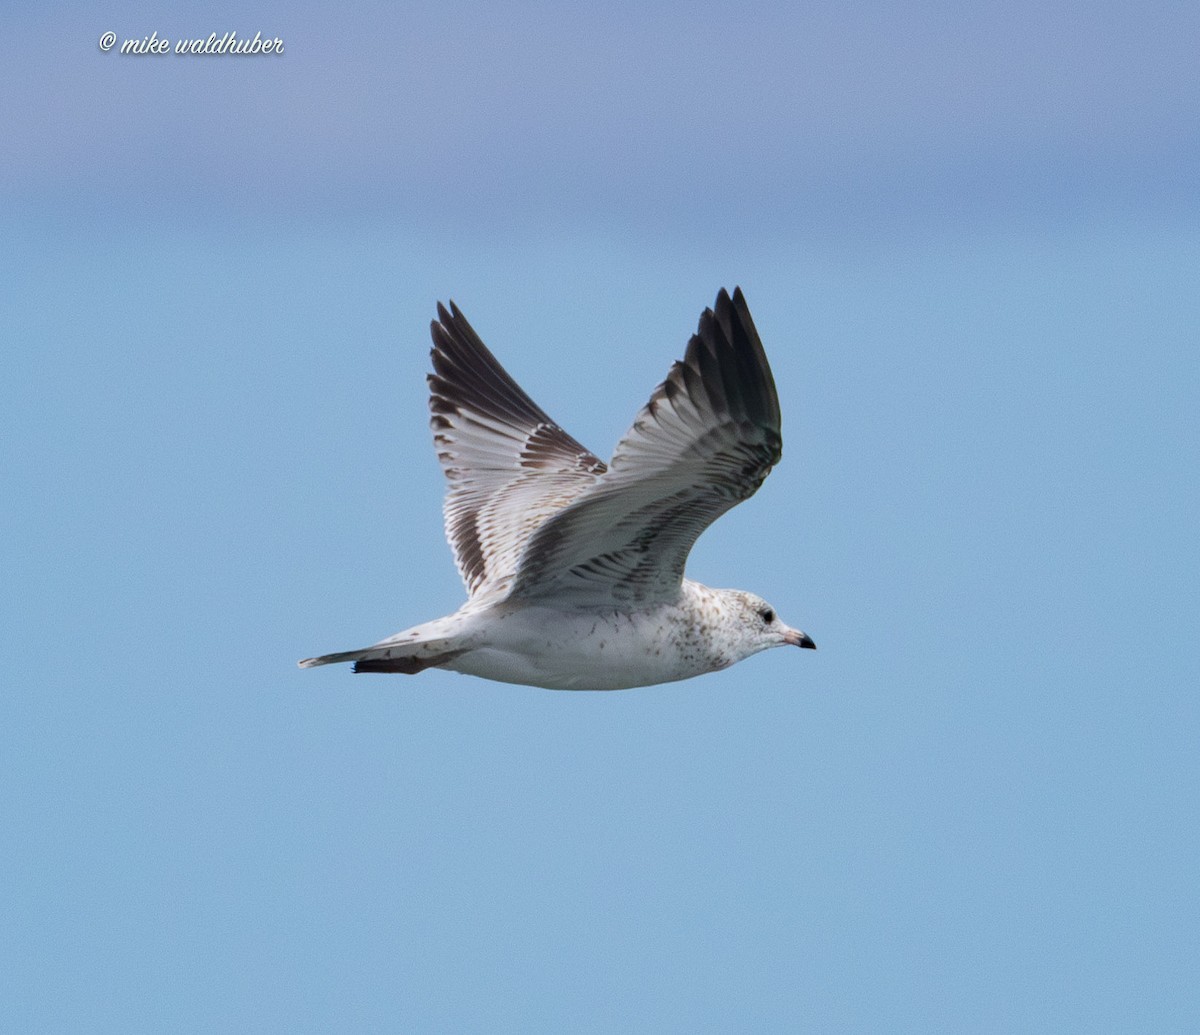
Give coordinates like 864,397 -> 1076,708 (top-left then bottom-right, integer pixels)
341,581 -> 786,691
300,288 -> 815,690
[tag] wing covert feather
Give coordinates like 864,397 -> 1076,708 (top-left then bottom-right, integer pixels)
508,287 -> 782,606
428,302 -> 605,599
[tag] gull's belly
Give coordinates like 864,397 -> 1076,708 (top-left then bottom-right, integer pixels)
444,605 -> 712,691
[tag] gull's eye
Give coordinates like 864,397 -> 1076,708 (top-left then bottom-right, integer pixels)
759,608 -> 775,624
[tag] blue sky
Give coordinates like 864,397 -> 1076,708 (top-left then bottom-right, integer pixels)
3,2 -> 1198,1031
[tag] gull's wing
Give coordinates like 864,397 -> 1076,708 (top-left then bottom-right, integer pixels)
429,301 -> 606,600
508,287 -> 783,607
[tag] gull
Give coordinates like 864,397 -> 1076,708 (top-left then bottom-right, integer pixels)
299,287 -> 815,690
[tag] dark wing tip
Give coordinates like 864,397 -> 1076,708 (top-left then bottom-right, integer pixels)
425,297 -> 603,480
426,299 -> 560,429
678,287 -> 781,433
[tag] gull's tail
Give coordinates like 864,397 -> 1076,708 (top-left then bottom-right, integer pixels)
298,644 -> 466,675
297,647 -> 379,670
298,620 -> 467,675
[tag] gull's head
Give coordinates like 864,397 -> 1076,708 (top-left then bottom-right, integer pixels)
722,590 -> 816,656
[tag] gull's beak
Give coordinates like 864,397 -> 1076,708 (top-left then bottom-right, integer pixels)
783,628 -> 817,650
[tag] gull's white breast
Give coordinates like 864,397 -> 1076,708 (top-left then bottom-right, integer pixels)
443,589 -> 730,691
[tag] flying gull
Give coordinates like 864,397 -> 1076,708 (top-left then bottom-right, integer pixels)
300,287 -> 815,690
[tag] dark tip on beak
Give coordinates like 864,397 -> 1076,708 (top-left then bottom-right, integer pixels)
785,629 -> 817,650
